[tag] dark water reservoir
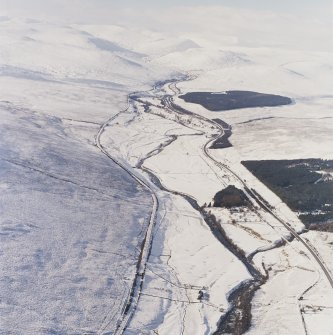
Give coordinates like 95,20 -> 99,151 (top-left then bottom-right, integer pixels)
179,91 -> 292,111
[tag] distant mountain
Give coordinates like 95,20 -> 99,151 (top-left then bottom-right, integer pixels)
89,37 -> 145,59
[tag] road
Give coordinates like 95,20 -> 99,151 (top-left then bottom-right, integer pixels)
95,104 -> 159,334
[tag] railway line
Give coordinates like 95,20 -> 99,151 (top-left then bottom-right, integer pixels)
166,79 -> 333,290
203,131 -> 333,290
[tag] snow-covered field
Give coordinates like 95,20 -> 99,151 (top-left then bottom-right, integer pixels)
1,5 -> 332,335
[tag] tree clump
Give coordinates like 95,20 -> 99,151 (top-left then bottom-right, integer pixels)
213,185 -> 249,208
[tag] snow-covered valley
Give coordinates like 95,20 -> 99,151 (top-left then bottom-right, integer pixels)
0,6 -> 332,335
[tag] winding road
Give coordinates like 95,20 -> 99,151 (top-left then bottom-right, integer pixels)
95,103 -> 159,335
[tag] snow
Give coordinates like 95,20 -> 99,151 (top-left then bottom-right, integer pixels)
0,19 -> 168,333
98,86 -> 254,333
145,135 -> 224,204
248,237 -> 333,335
127,194 -> 251,335
174,48 -> 333,161
0,7 -> 332,335
0,104 -> 153,333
